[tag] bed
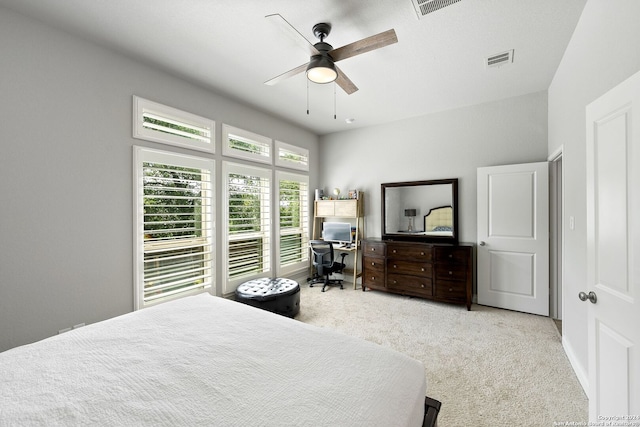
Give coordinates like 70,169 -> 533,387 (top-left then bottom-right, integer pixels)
0,293 -> 439,426
423,205 -> 453,236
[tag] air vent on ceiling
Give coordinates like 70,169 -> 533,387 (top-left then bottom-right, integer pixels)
486,49 -> 514,69
411,0 -> 461,19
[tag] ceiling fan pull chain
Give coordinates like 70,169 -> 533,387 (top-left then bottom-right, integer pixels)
334,81 -> 337,120
306,79 -> 310,115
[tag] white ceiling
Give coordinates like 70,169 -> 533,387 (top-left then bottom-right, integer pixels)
1,0 -> 586,136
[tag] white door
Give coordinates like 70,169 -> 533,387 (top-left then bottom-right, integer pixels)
477,162 -> 549,316
585,70 -> 640,420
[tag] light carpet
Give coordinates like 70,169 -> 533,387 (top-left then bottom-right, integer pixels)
295,282 -> 588,427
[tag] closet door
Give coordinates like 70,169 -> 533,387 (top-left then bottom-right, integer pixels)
477,161 -> 549,316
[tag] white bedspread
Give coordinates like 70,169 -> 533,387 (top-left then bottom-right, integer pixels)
0,294 -> 426,426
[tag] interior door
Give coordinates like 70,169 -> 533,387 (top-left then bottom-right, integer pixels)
477,162 -> 549,316
585,70 -> 640,420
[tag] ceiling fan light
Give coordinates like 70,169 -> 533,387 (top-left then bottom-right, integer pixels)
306,55 -> 337,84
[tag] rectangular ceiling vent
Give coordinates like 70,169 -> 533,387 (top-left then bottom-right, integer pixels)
411,0 -> 461,19
486,49 -> 514,69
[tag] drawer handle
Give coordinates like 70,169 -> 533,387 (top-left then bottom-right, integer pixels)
421,267 -> 425,272
393,280 -> 397,284
371,248 -> 376,252
421,284 -> 425,288
371,276 -> 375,280
449,254 -> 453,258
449,271 -> 453,275
393,264 -> 397,268
449,288 -> 453,292
393,249 -> 397,253
371,262 -> 376,266
420,252 -> 425,256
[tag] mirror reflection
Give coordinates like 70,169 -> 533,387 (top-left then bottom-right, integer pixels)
382,179 -> 458,243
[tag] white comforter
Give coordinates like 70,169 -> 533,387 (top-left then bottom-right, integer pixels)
0,293 -> 426,426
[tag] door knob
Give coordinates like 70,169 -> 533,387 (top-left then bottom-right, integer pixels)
479,241 -> 486,246
578,291 -> 597,304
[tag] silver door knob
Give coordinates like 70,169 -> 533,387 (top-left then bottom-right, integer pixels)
578,291 -> 597,304
479,241 -> 486,246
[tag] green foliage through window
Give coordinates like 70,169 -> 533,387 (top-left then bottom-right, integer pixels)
143,163 -> 204,240
229,137 -> 265,156
279,180 -> 301,229
142,115 -> 210,142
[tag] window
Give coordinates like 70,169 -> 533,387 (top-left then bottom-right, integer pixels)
223,161 -> 271,293
276,140 -> 309,171
134,146 -> 215,309
133,96 -> 215,153
276,171 -> 309,275
222,124 -> 272,164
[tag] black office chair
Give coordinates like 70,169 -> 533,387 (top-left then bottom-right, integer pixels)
308,240 -> 348,292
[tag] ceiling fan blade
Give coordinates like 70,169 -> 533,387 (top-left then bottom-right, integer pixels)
329,29 -> 398,62
266,13 -> 319,56
335,65 -> 358,95
264,62 -> 309,86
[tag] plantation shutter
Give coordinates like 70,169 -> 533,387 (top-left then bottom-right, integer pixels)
133,96 -> 214,153
276,141 -> 309,171
134,147 -> 214,309
224,162 -> 271,290
222,124 -> 272,164
277,171 -> 309,274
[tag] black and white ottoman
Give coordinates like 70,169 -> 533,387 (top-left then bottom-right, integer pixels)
235,278 -> 300,318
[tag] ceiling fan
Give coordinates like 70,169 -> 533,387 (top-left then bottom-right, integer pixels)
265,14 -> 398,94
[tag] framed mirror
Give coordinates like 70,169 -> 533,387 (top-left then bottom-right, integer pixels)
381,178 -> 459,244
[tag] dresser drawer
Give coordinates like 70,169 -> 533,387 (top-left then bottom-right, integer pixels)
435,246 -> 469,264
387,274 -> 433,296
362,256 -> 385,288
362,273 -> 385,288
387,244 -> 432,261
435,265 -> 467,281
363,257 -> 385,275
388,260 -> 432,278
363,240 -> 386,256
435,280 -> 467,301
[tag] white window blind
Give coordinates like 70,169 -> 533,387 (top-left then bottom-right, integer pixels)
275,141 -> 309,171
134,147 -> 215,309
223,162 -> 271,292
133,96 -> 215,153
222,124 -> 272,164
277,171 -> 309,275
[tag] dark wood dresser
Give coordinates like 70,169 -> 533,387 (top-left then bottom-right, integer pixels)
362,238 -> 473,310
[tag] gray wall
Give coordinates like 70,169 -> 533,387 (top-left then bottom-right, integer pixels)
0,8 -> 319,352
319,91 -> 549,245
548,0 -> 640,390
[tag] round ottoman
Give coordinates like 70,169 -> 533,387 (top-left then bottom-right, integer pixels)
235,278 -> 300,318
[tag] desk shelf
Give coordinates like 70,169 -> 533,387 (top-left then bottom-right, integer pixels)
311,195 -> 364,289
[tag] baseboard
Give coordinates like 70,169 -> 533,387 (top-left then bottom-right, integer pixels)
562,336 -> 589,395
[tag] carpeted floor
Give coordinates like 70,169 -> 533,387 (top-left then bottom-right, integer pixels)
295,281 -> 588,426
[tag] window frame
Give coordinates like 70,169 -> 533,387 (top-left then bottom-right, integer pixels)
275,140 -> 310,171
276,170 -> 310,276
133,96 -> 215,153
222,124 -> 272,164
222,161 -> 272,294
133,146 -> 215,310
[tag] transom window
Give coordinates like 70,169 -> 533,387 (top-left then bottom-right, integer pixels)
222,124 -> 272,164
133,96 -> 214,153
276,141 -> 309,171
